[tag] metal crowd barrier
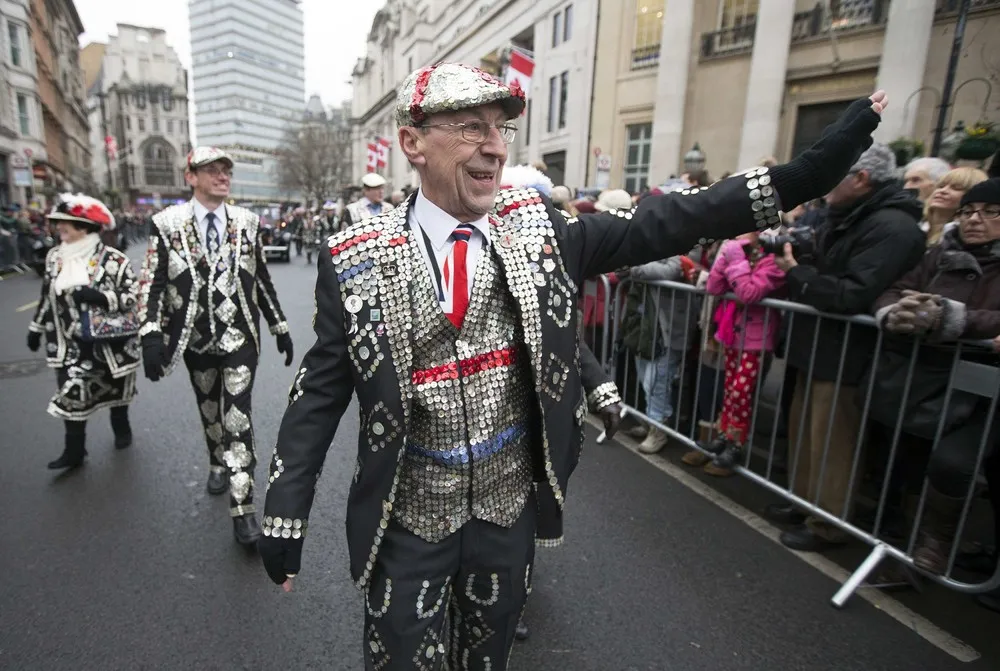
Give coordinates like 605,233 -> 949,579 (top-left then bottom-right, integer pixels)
594,275 -> 999,608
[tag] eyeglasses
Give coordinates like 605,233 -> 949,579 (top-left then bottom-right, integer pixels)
419,120 -> 518,144
200,165 -> 233,178
956,205 -> 1000,221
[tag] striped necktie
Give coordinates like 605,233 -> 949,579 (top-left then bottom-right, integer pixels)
444,224 -> 474,328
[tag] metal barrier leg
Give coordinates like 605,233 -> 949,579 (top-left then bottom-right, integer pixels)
831,543 -> 888,609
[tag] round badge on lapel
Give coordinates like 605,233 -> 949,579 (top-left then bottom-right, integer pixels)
499,232 -> 516,249
345,295 -> 363,314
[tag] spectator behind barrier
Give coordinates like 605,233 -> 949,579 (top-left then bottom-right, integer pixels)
618,253 -> 702,455
903,157 -> 952,204
767,142 -> 927,553
870,178 -> 1000,599
685,232 -> 786,476
920,167 -> 988,246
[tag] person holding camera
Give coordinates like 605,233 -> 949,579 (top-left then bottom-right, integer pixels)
765,143 -> 926,552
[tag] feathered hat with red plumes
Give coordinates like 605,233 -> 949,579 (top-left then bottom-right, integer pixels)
47,193 -> 116,231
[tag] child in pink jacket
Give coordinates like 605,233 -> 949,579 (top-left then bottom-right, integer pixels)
689,233 -> 785,474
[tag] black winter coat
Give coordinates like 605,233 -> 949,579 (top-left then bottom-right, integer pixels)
783,183 -> 925,384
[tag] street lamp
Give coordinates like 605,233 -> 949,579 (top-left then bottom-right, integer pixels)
683,143 -> 706,173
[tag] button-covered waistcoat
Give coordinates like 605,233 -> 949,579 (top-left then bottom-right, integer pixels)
394,240 -> 535,542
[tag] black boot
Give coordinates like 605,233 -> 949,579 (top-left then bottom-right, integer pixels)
207,469 -> 229,496
110,406 -> 133,449
698,434 -> 731,456
49,421 -> 87,470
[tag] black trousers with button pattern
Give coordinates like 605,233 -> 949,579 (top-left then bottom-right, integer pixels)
363,495 -> 535,671
183,344 -> 258,517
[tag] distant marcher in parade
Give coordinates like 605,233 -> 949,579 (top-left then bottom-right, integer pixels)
342,173 -> 393,227
259,60 -> 889,669
136,146 -> 294,546
28,194 -> 139,470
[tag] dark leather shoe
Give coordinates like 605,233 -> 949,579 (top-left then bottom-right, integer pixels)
233,514 -> 262,546
114,432 -> 133,450
764,503 -> 806,525
207,470 -> 229,496
975,588 -> 1000,614
779,525 -> 845,552
514,619 -> 529,641
712,444 -> 743,469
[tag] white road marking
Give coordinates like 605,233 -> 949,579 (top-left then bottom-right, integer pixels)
587,416 -> 980,663
15,300 -> 38,313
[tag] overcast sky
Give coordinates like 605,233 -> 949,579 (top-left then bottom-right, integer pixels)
76,0 -> 381,143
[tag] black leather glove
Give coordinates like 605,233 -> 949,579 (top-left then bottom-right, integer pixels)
770,96 -> 882,212
600,403 -> 623,440
259,535 -> 303,586
27,331 -> 41,352
141,332 -> 167,382
276,333 -> 294,367
72,286 -> 109,309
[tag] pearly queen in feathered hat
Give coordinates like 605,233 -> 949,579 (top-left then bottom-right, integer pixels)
395,62 -> 526,127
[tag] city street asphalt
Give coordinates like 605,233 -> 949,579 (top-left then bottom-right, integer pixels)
0,244 -> 994,670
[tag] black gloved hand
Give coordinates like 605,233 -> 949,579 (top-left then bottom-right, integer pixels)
770,93 -> 885,212
276,333 -> 294,367
72,286 -> 109,309
600,403 -> 623,440
259,534 -> 303,586
141,332 -> 167,382
27,331 -> 41,352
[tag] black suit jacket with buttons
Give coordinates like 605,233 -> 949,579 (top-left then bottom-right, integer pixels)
265,175 -> 768,588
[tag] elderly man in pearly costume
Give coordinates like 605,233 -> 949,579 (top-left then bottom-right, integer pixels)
137,146 -> 294,546
259,61 -> 889,668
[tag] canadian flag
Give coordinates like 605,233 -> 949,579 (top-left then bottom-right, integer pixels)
366,141 -> 378,173
105,135 -> 118,160
504,49 -> 534,98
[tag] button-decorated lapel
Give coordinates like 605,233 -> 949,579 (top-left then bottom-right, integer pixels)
488,212 -> 541,381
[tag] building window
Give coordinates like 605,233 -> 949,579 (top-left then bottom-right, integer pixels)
136,91 -> 146,108
126,116 -> 131,130
16,93 -> 30,135
153,117 -> 159,132
718,0 -> 759,29
564,4 -> 573,41
8,22 -> 22,67
623,123 -> 652,194
552,10 -> 562,47
163,94 -> 173,111
547,76 -> 557,133
558,71 -> 568,129
138,117 -> 145,132
632,1 -> 664,70
143,140 -> 176,186
167,119 -> 174,133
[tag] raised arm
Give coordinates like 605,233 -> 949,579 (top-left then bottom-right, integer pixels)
559,95 -> 886,284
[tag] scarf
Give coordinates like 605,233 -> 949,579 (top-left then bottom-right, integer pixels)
53,232 -> 100,295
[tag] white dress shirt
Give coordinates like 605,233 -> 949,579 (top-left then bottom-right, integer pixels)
409,190 -> 491,310
192,199 -> 228,247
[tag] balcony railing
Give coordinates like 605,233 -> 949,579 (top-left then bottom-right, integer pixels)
791,1 -> 889,43
700,20 -> 757,60
630,45 -> 661,71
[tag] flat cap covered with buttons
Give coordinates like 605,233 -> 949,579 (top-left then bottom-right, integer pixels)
395,62 -> 526,128
186,146 -> 234,170
361,173 -> 387,188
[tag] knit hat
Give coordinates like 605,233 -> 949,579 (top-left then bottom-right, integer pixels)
960,178 -> 1000,207
395,62 -> 526,127
47,193 -> 116,231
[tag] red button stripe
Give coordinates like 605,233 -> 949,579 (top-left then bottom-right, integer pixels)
497,196 -> 544,218
329,231 -> 381,257
411,347 -> 518,385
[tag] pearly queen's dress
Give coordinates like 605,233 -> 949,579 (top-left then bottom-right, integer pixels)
30,243 -> 140,419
